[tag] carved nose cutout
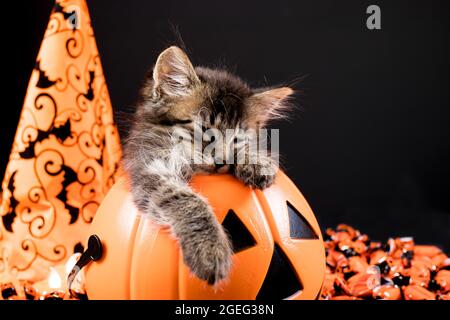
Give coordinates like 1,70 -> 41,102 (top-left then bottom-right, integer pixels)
256,244 -> 303,300
222,209 -> 256,253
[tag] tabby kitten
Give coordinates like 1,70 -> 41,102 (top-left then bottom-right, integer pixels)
123,46 -> 293,285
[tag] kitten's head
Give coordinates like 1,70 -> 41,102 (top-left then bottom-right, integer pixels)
139,46 -> 294,171
141,46 -> 294,130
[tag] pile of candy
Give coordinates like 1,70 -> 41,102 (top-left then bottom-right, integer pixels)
322,224 -> 450,300
0,253 -> 86,300
0,280 -> 86,300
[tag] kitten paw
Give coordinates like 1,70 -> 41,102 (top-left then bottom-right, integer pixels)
181,224 -> 233,285
233,161 -> 278,190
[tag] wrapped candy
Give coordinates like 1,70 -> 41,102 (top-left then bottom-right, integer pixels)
372,285 -> 402,300
435,270 -> 450,293
1,282 -> 18,300
403,285 -> 435,300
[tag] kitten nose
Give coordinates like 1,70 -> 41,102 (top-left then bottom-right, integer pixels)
214,162 -> 230,173
215,163 -> 226,169
214,156 -> 228,170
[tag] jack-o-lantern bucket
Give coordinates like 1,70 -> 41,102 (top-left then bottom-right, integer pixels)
83,171 -> 325,300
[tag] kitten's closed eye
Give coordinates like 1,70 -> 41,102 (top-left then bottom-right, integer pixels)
159,118 -> 192,126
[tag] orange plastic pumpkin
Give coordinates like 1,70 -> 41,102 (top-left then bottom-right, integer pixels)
84,171 -> 325,300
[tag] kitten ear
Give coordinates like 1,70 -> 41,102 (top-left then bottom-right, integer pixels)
153,46 -> 200,97
246,87 -> 294,127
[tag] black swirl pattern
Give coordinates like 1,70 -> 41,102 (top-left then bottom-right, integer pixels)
1,172 -> 19,232
0,0 -> 122,282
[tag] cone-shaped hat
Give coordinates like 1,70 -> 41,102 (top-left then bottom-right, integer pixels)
0,0 -> 122,282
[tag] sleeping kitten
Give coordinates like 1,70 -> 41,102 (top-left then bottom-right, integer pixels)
123,46 -> 293,285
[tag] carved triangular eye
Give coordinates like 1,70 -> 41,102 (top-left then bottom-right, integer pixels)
287,201 -> 318,239
256,244 -> 303,300
222,209 -> 256,253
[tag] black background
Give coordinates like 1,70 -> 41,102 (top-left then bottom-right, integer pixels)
2,0 -> 449,250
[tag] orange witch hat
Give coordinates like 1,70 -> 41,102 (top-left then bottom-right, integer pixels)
0,0 -> 122,283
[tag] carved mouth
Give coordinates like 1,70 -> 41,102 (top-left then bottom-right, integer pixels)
256,244 -> 303,300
